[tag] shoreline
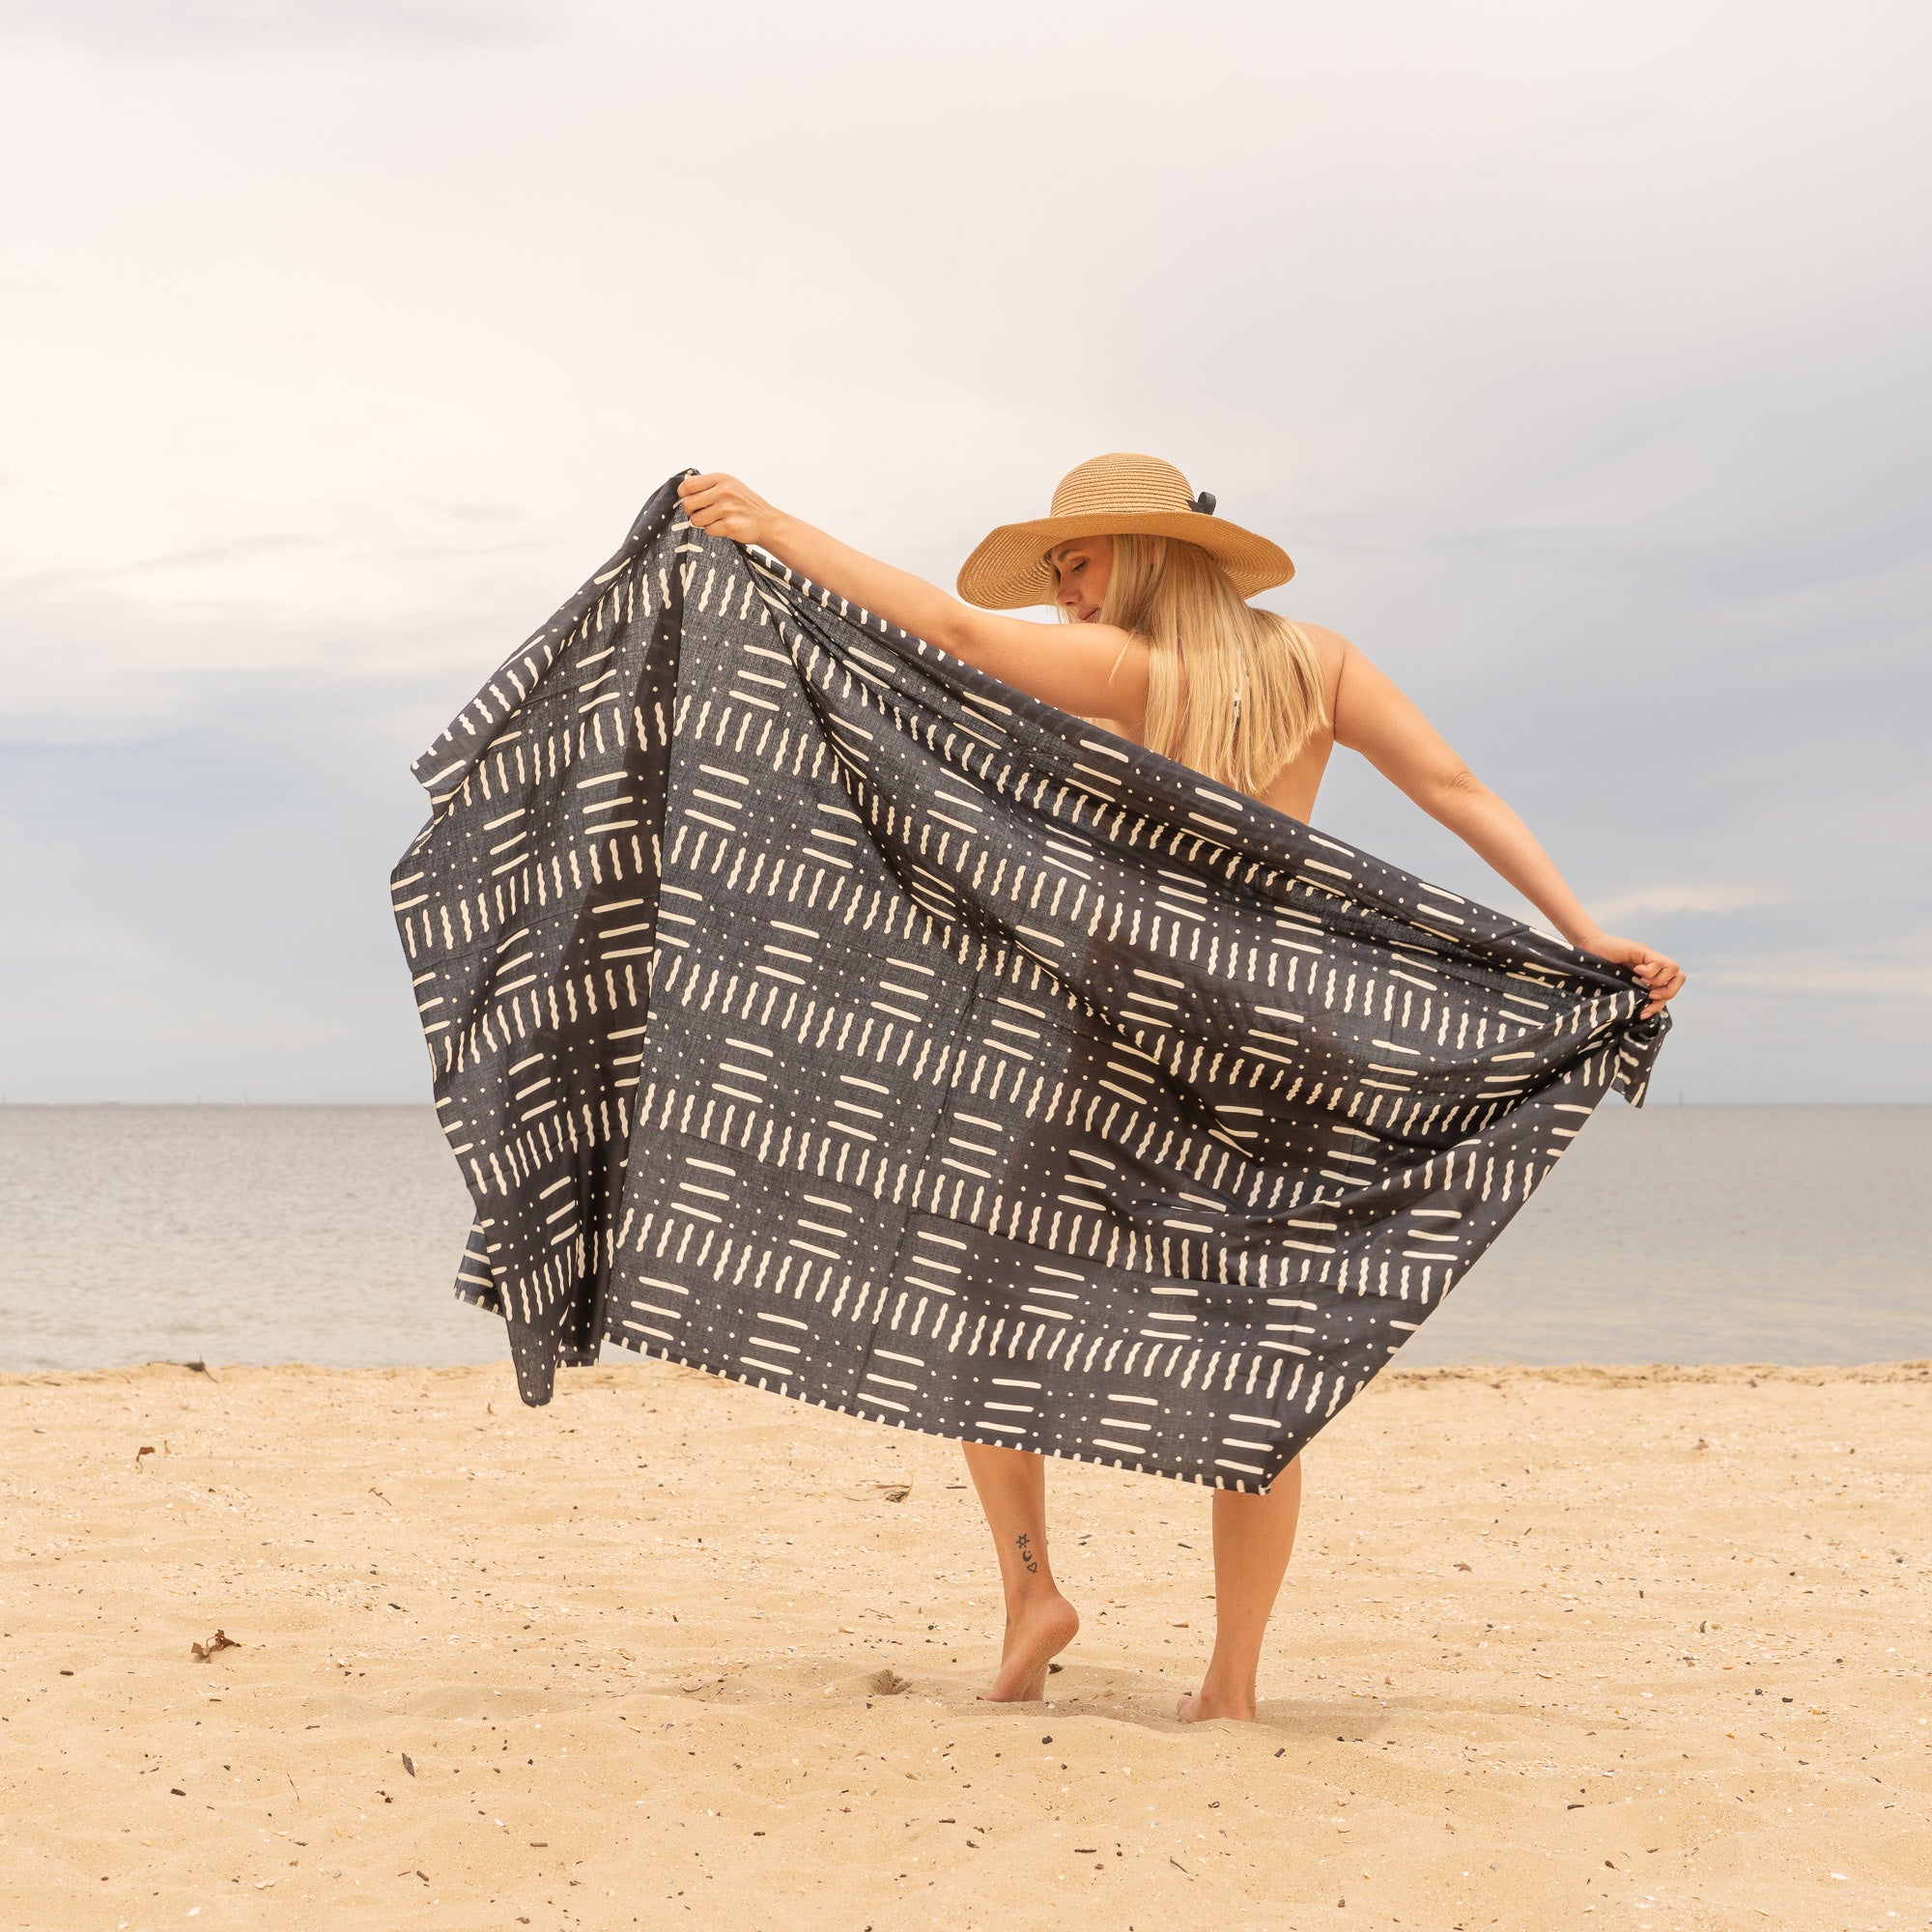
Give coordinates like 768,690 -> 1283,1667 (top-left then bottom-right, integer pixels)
4,1358 -> 1925,1927
3,1356 -> 1924,1391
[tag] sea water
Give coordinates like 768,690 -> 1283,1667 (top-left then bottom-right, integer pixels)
0,1105 -> 1923,1374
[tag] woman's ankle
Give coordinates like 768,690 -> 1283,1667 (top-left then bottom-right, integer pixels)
1003,1576 -> 1072,1622
1179,1681 -> 1258,1722
1187,1681 -> 1258,1720
1195,1655 -> 1259,1717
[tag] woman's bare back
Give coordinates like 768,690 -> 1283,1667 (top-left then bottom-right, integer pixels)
1089,620 -> 1349,823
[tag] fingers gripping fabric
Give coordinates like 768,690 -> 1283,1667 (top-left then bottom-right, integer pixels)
393,474 -> 1668,1489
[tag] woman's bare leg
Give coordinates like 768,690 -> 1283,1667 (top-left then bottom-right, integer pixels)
960,1441 -> 1080,1701
1178,1455 -> 1302,1722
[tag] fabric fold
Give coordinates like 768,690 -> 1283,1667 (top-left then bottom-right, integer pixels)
392,473 -> 1667,1483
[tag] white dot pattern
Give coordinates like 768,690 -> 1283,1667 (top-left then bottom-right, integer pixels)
390,476 -> 1669,1489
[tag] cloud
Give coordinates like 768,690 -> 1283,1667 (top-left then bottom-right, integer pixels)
1709,955 -> 1932,1000
0,0 -> 570,53
1591,885 -> 1790,923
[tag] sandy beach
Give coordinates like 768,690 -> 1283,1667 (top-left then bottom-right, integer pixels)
2,1359 -> 1925,1932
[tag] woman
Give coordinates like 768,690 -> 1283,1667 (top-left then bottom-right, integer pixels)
678,453 -> 1685,1723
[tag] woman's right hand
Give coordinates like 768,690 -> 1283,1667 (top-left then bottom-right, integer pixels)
678,472 -> 781,549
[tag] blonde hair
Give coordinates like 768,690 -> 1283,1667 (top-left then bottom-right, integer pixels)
1069,535 -> 1326,798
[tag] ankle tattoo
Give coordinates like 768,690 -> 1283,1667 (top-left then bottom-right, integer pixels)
1015,1532 -> 1039,1576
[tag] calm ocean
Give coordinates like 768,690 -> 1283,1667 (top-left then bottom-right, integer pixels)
1,1105 -> 1924,1375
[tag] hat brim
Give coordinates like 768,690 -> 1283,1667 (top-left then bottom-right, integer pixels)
956,510 -> 1294,610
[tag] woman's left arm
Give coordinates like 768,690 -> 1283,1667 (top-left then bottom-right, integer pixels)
676,472 -> 1149,726
1326,632 -> 1685,1017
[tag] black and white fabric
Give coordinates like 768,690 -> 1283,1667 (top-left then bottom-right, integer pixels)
391,474 -> 1667,1490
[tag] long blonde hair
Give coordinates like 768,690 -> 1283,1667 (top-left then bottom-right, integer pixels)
1069,535 -> 1326,798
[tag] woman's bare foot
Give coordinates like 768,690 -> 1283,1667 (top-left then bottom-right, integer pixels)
1176,1683 -> 1257,1723
1175,1463 -> 1302,1725
981,1591 -> 1079,1702
960,1444 -> 1080,1703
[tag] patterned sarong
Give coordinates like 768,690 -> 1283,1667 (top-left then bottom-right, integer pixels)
391,474 -> 1667,1488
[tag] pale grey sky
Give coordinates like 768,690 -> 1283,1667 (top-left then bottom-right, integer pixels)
2,0 -> 1926,1101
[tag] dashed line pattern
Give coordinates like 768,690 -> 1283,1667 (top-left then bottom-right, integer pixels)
392,474 -> 1668,1488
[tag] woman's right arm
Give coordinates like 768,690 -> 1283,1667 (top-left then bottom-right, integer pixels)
677,472 -> 1147,728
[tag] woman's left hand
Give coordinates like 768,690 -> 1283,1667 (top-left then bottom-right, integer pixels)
678,472 -> 780,548
1577,930 -> 1686,1018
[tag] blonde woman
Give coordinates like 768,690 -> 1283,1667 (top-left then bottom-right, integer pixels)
678,455 -> 1685,1723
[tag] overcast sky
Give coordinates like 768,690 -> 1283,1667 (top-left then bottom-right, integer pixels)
1,0 -> 1925,1103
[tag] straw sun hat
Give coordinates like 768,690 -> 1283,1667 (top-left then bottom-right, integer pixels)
955,452 -> 1294,610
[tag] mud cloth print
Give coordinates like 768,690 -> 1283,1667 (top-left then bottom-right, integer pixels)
391,474 -> 1668,1489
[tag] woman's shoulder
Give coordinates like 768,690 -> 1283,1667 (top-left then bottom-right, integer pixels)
1280,617 -> 1351,656
1277,618 -> 1352,697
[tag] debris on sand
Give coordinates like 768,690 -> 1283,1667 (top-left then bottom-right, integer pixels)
191,1630 -> 241,1662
